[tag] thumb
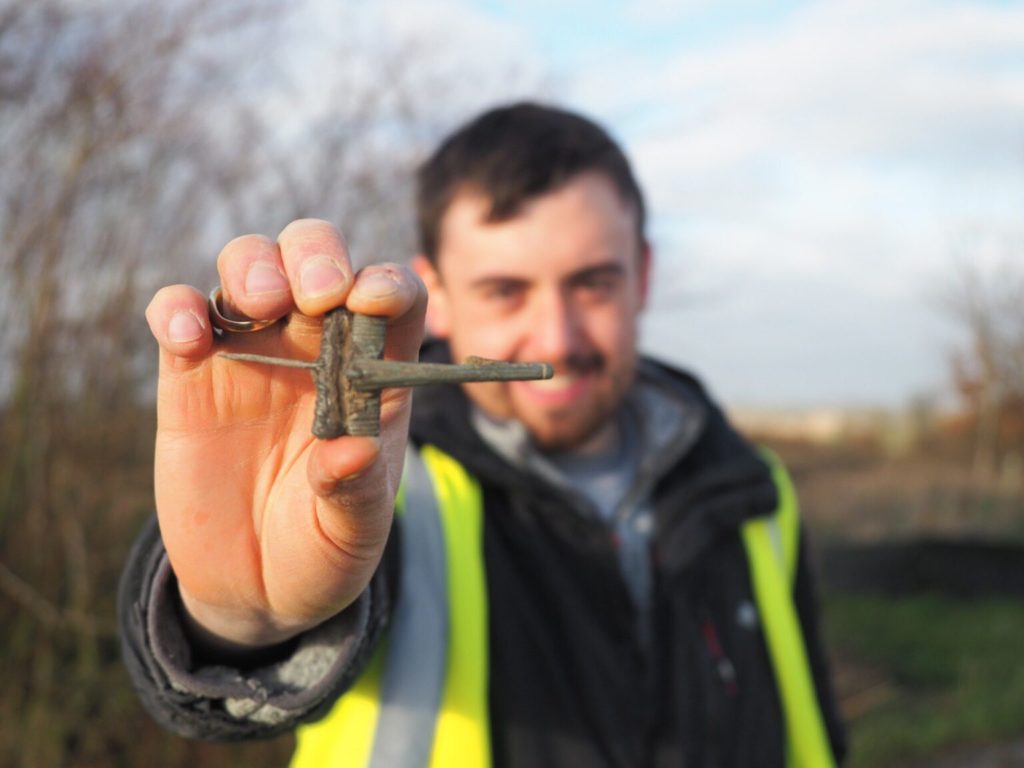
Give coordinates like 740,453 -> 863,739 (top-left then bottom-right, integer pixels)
307,436 -> 381,497
306,436 -> 395,562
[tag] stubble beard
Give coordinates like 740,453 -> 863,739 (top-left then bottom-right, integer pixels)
519,352 -> 637,453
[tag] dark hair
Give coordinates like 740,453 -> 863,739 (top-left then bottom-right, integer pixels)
416,102 -> 646,262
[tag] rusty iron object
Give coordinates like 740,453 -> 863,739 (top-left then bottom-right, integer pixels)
218,308 -> 553,438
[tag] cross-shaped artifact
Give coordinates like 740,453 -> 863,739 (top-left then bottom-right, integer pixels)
219,308 -> 553,438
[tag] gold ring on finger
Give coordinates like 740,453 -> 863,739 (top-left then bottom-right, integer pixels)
207,286 -> 280,333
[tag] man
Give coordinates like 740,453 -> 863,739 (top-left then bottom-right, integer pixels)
120,103 -> 846,767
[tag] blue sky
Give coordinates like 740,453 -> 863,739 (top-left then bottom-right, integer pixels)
301,0 -> 1024,408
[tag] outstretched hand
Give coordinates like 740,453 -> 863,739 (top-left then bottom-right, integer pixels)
145,219 -> 426,650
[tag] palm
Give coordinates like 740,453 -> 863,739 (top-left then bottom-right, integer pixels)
156,319 -> 404,643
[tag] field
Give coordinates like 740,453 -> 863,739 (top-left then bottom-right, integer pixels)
827,594 -> 1024,767
1,418 -> 1022,766
774,437 -> 1024,767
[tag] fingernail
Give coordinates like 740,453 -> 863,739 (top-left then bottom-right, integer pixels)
300,256 -> 347,298
245,261 -> 289,296
169,311 -> 204,343
357,271 -> 398,300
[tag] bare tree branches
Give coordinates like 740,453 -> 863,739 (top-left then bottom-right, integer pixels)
0,558 -> 116,638
941,256 -> 1024,479
0,2 -> 551,763
0,2 -> 288,764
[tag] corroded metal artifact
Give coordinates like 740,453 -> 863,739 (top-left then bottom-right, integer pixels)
219,308 -> 553,438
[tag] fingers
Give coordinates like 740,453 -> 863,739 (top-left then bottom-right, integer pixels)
216,234 -> 294,322
215,221 -> 425,344
216,219 -> 355,322
346,263 -> 428,363
146,285 -> 214,370
277,219 -> 354,317
157,218 -> 425,381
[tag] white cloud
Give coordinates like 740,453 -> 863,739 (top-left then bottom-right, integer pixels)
561,0 -> 1024,405
287,0 -> 1023,406
293,0 -> 552,132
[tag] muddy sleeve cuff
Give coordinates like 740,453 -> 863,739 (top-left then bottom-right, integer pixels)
117,517 -> 391,741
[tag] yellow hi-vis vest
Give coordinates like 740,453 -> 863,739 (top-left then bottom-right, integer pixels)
291,445 -> 835,768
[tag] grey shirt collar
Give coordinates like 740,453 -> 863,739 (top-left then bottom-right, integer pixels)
469,359 -> 707,522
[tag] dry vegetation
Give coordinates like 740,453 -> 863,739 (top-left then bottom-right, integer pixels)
752,254 -> 1024,544
743,269 -> 1024,766
0,2 -> 543,765
0,3 -> 278,764
749,366 -> 1024,767
771,438 -> 1024,545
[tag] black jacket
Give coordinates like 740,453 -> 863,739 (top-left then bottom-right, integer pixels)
119,348 -> 846,767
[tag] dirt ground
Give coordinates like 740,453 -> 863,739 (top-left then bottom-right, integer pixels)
764,438 -> 1024,767
899,739 -> 1024,767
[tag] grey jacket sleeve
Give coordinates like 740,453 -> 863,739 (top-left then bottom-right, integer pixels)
117,516 -> 394,741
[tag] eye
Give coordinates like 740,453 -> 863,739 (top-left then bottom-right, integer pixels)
574,271 -> 621,301
481,280 -> 526,304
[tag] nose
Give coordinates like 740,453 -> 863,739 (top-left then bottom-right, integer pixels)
529,289 -> 585,364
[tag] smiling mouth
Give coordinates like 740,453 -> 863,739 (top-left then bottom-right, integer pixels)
515,371 -> 595,405
528,372 -> 583,391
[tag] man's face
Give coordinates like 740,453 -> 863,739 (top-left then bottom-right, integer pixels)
413,172 -> 650,451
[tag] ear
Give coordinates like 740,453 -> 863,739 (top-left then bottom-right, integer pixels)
637,241 -> 653,311
411,255 -> 452,338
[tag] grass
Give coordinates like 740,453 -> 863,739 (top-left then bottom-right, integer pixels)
823,593 -> 1024,767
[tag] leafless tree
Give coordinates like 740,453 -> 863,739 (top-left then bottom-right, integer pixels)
0,2 -> 288,765
941,256 -> 1024,481
0,1 -> 551,765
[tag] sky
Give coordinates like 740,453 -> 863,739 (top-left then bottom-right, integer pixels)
301,0 -> 1024,409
